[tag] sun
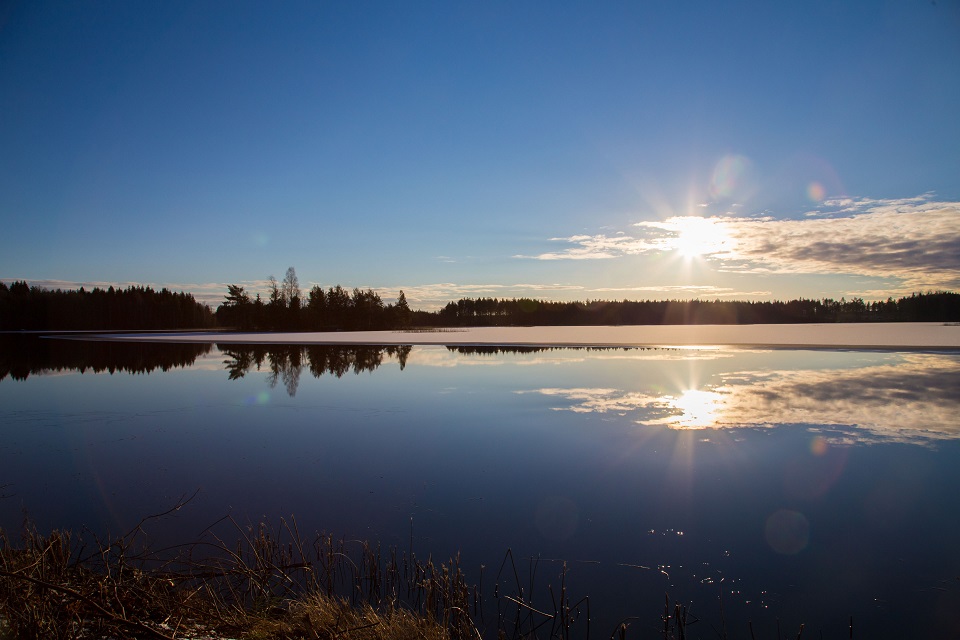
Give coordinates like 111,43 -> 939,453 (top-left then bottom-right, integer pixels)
669,217 -> 731,258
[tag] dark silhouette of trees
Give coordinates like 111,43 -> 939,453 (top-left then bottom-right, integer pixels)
214,276 -> 958,332
265,275 -> 284,329
392,290 -> 412,328
423,292 -> 959,327
306,285 -> 326,330
0,281 -> 214,331
324,285 -> 352,330
225,272 -> 408,332
217,285 -> 254,330
281,267 -> 300,308
6,277 -> 956,334
350,288 -> 384,330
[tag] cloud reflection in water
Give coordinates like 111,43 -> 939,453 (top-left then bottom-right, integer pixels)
530,353 -> 960,445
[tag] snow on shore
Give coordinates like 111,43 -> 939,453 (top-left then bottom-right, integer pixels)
92,323 -> 960,349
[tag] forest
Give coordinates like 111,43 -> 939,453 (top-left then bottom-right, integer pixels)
216,268 -> 960,329
2,267 -> 959,332
427,291 -> 960,327
0,281 -> 214,331
215,268 -> 413,331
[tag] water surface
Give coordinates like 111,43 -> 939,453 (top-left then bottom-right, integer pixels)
1,336 -> 958,637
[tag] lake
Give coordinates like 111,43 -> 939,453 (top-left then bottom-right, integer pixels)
1,332 -> 959,637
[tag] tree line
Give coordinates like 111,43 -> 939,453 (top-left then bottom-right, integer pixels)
220,279 -> 960,329
0,281 -> 214,331
217,269 -> 959,329
428,291 -> 960,326
3,269 -> 958,332
216,267 -> 412,331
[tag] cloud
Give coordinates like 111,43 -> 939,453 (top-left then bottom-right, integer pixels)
521,194 -> 960,292
515,234 -> 660,260
711,354 -> 960,445
530,353 -> 960,446
715,197 -> 960,290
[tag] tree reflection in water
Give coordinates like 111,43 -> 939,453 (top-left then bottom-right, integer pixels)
219,344 -> 636,396
218,344 -> 413,396
0,335 -> 211,381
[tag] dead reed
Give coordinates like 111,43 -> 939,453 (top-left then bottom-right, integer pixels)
0,502 -> 814,639
0,507 -> 483,640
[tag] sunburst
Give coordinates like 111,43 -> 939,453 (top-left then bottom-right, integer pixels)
668,216 -> 732,258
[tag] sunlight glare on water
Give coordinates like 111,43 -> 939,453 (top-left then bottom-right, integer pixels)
670,388 -> 724,428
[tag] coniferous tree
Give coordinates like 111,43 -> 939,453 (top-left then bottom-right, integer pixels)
394,290 -> 411,328
0,282 -> 213,330
325,285 -> 351,330
217,285 -> 253,329
307,285 -> 326,330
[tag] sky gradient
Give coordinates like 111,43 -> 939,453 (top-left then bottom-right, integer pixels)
2,1 -> 959,310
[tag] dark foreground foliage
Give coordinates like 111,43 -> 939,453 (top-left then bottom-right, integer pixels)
0,507 -> 477,640
0,504 -> 831,640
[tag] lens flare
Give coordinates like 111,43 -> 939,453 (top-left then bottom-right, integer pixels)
765,509 -> 810,555
810,435 -> 828,456
806,181 -> 826,202
245,391 -> 271,405
710,154 -> 754,200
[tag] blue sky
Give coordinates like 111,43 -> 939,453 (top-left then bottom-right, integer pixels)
2,0 -> 958,310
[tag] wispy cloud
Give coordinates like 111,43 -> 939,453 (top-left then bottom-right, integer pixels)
515,234 -> 660,260
521,195 -> 960,292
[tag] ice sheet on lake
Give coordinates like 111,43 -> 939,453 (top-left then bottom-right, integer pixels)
95,322 -> 960,348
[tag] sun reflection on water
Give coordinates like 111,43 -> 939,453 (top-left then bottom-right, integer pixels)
526,352 -> 960,444
670,388 -> 725,428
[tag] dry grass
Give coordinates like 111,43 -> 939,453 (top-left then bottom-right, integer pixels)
0,502 -> 816,639
243,595 -> 454,640
0,499 -> 481,640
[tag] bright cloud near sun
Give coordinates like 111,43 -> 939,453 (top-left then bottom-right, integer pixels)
639,216 -> 735,258
526,234 -> 660,261
524,195 -> 960,293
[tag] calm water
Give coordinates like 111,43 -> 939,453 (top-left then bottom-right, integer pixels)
1,336 -> 959,637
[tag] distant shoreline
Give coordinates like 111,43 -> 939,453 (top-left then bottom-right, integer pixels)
77,322 -> 960,349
